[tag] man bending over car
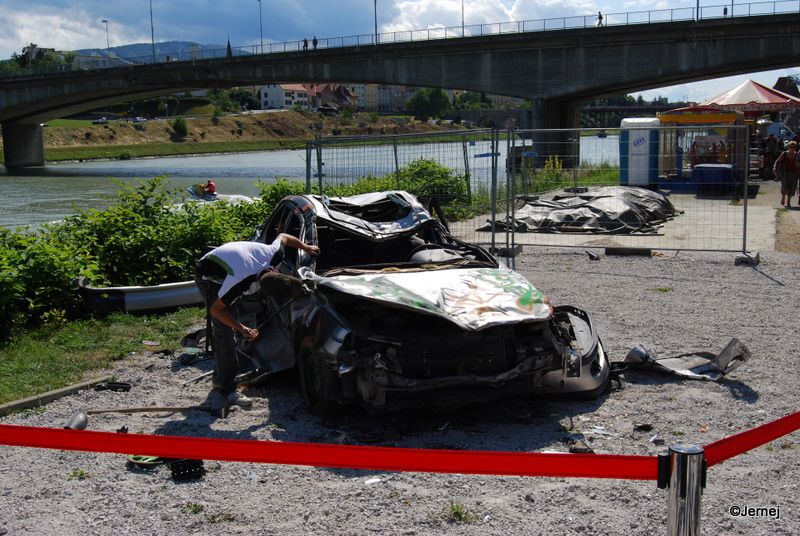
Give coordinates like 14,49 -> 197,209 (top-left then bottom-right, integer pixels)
194,235 -> 320,409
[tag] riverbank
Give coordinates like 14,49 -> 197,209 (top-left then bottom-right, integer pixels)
0,111 -> 470,164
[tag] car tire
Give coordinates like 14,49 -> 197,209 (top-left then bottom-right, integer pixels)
299,348 -> 342,416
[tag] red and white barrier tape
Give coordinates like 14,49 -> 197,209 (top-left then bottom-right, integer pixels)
0,410 -> 796,479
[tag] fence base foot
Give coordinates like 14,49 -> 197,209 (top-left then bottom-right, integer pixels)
491,244 -> 523,258
604,247 -> 652,257
734,251 -> 760,266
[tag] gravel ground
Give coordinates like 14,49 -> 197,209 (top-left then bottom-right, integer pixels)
1,248 -> 798,535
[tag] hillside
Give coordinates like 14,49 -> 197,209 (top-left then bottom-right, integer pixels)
40,110 -> 468,149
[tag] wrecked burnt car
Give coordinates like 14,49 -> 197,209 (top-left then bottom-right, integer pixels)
232,191 -> 609,414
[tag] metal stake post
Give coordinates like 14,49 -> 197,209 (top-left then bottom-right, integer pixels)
742,126 -> 749,254
305,142 -> 312,193
665,443 -> 705,536
315,136 -> 324,195
490,129 -> 498,254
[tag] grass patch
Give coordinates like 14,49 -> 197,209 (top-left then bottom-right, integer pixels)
654,286 -> 674,293
183,502 -> 204,515
68,468 -> 90,480
43,139 -> 307,163
0,307 -> 203,404
445,500 -> 477,524
46,118 -> 94,128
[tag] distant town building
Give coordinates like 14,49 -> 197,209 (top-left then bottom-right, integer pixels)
305,83 -> 357,111
260,84 -> 310,109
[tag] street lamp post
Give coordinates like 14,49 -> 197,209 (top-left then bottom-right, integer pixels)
461,0 -> 464,35
149,0 -> 156,63
374,0 -> 378,45
101,19 -> 110,60
257,0 -> 264,53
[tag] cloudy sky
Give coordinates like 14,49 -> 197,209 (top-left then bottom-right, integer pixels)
1,0 -> 797,102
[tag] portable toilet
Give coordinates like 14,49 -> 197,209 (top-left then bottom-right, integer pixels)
619,117 -> 659,187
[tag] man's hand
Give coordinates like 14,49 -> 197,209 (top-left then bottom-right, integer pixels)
305,245 -> 321,256
241,326 -> 259,341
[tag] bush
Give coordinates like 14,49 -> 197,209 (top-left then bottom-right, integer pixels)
171,116 -> 188,138
0,177 -> 307,340
391,159 -> 468,204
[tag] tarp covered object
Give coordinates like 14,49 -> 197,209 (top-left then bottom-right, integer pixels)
480,186 -> 678,234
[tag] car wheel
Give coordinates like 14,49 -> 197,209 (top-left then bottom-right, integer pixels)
299,348 -> 341,416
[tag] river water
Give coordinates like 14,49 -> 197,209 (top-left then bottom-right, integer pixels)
0,136 -> 619,228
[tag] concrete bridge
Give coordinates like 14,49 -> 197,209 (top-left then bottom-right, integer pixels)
3,13 -> 800,168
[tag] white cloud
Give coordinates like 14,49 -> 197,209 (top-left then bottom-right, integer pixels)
0,7 -> 152,58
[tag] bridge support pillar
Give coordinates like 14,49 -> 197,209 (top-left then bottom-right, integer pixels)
530,98 -> 580,169
2,122 -> 45,169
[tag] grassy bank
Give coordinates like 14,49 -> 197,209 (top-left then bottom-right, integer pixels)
41,139 -> 308,163
0,307 -> 204,405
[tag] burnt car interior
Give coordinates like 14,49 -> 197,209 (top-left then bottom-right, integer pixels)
259,193 -> 496,275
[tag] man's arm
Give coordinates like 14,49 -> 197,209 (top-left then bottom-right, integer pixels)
209,298 -> 259,341
278,233 -> 320,256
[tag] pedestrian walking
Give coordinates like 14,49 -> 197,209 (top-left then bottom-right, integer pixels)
312,36 -> 318,49
597,11 -> 604,27
303,37 -> 308,51
773,140 -> 799,208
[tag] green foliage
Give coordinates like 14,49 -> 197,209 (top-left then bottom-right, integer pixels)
324,159 -> 468,206
208,89 -> 235,113
392,159 -> 468,204
454,91 -> 490,111
183,502 -> 204,514
171,116 -> 188,138
445,500 -> 477,524
0,177 -> 301,338
227,88 -> 259,111
68,469 -> 90,481
1,44 -> 74,75
0,307 -> 203,403
405,88 -> 453,121
518,154 -> 565,193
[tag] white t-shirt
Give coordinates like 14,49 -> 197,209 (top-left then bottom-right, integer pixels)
200,238 -> 282,303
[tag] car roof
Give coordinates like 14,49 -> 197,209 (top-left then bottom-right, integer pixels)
300,190 -> 434,238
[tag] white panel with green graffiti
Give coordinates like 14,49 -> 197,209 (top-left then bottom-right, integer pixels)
317,268 -> 551,330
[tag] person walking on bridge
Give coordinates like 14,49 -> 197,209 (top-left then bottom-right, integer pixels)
596,11 -> 604,27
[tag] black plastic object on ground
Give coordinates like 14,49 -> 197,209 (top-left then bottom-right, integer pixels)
94,381 -> 132,392
170,459 -> 206,481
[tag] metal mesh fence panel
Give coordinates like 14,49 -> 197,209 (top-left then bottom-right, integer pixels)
499,125 -> 752,253
309,125 -> 754,256
309,129 -> 500,249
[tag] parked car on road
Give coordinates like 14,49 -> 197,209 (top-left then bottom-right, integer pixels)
91,117 -> 108,124
233,191 -> 610,414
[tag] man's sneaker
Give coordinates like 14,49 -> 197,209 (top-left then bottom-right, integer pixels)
226,391 -> 253,408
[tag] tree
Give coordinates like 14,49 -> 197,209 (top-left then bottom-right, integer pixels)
208,89 -> 235,113
454,91 -> 487,111
171,116 -> 188,137
227,88 -> 259,111
405,88 -> 452,121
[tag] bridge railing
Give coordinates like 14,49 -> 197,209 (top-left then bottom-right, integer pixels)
1,1 -> 797,79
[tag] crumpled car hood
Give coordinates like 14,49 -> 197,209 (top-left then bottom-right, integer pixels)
311,267 -> 552,330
